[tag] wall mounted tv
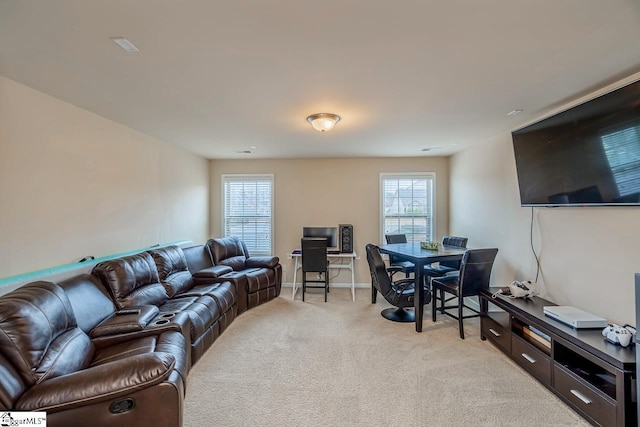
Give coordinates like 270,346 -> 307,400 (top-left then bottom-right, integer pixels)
512,79 -> 640,206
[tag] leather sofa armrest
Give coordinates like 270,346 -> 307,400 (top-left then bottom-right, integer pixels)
246,256 -> 279,269
91,312 -> 191,349
193,265 -> 233,279
90,305 -> 160,338
16,352 -> 176,412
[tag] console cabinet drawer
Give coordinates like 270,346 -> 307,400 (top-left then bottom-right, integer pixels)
482,316 -> 510,353
511,335 -> 551,386
554,364 -> 616,426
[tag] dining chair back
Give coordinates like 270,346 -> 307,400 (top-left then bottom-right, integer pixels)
301,237 -> 329,302
384,234 -> 414,279
438,235 -> 468,271
424,235 -> 469,283
431,248 -> 498,338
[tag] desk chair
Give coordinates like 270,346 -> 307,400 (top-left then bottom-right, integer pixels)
301,237 -> 329,302
366,243 -> 431,322
384,234 -> 414,279
431,248 -> 498,338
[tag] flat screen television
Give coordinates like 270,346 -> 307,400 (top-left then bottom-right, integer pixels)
512,79 -> 640,206
303,227 -> 337,248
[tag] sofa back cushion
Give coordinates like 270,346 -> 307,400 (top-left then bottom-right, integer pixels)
58,274 -> 116,333
182,245 -> 214,273
148,245 -> 193,297
92,252 -> 168,309
208,237 -> 248,271
0,281 -> 93,386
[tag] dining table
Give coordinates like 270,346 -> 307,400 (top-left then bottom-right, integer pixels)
378,242 -> 467,332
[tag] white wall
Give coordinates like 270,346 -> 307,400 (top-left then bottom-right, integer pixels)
0,76 -> 210,279
210,157 -> 450,285
450,73 -> 640,325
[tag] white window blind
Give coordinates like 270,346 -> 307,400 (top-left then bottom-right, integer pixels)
380,173 -> 435,243
222,174 -> 273,255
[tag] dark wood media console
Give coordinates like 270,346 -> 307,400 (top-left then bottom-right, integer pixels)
480,289 -> 637,426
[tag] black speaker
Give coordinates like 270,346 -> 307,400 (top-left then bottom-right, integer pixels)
339,224 -> 353,253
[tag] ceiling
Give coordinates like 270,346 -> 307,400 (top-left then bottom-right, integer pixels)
1,1 -> 640,160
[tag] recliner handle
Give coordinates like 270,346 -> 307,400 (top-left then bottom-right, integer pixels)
110,398 -> 136,414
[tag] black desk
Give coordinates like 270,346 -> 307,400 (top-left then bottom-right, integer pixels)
378,243 -> 466,332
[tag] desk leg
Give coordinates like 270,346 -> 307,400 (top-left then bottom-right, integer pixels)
350,257 -> 355,301
292,257 -> 299,300
414,261 -> 425,332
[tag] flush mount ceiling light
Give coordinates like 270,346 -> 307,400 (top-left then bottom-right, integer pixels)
306,113 -> 340,132
111,37 -> 139,52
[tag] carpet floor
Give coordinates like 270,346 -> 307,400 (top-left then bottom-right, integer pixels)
184,288 -> 588,426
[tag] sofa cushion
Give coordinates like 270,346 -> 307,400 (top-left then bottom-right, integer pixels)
217,255 -> 247,271
37,328 -> 93,383
159,296 -> 220,342
244,268 -> 277,293
176,281 -> 236,314
208,237 -> 248,271
0,281 -> 94,385
182,244 -> 215,274
149,245 -> 188,278
92,252 -> 169,309
246,256 -> 280,269
58,274 -> 116,333
148,245 -> 194,297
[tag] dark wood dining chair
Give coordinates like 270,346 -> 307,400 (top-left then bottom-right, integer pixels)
301,237 -> 329,302
431,248 -> 498,338
424,235 -> 468,279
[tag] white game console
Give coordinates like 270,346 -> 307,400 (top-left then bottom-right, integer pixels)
543,305 -> 608,329
602,324 -> 634,347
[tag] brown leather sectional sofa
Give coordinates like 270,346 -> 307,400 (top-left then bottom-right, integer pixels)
0,239 -> 281,427
207,236 -> 282,313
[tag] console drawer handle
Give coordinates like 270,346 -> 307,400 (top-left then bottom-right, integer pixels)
489,328 -> 501,337
570,389 -> 592,405
521,353 -> 536,364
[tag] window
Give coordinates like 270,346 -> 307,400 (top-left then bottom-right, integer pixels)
380,173 -> 435,243
222,174 -> 274,255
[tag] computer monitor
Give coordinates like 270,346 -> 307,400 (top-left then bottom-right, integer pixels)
302,227 -> 338,249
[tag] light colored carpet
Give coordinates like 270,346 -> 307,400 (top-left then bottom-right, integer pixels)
184,288 -> 588,426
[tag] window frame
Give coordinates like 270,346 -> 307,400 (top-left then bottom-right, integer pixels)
221,173 -> 274,256
379,172 -> 436,244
